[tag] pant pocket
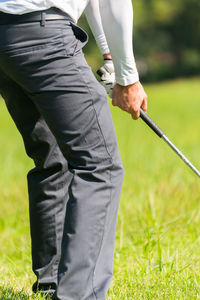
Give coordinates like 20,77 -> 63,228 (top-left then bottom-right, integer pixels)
62,22 -> 88,57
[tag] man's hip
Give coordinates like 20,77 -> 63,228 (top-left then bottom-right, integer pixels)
0,7 -> 75,25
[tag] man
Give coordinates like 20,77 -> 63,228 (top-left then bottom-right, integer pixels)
0,0 -> 147,299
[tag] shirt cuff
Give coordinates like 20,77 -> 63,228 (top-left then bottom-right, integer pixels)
116,72 -> 139,86
114,57 -> 139,86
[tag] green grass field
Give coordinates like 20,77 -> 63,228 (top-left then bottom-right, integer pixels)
0,77 -> 200,299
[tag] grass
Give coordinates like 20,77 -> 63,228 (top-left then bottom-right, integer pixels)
0,77 -> 200,299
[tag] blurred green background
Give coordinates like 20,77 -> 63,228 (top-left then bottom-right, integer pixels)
79,0 -> 200,82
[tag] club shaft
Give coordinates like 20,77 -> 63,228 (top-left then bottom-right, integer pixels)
140,108 -> 200,178
162,135 -> 200,177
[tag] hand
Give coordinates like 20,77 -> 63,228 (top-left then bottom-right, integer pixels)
112,81 -> 147,120
96,59 -> 115,98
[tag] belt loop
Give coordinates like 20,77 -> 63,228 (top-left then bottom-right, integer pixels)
40,11 -> 46,27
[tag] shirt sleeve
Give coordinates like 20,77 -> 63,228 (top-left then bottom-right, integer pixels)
99,0 -> 139,86
85,0 -> 110,55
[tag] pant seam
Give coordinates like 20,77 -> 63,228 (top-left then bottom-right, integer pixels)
72,56 -> 114,299
73,55 -> 113,162
92,166 -> 113,300
72,55 -> 114,298
53,166 -> 68,281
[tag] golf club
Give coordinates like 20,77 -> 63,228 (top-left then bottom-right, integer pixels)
140,108 -> 200,178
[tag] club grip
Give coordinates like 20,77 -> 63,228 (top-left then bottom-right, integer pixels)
140,108 -> 164,138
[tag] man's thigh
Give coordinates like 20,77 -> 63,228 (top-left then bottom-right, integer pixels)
0,20 -> 119,168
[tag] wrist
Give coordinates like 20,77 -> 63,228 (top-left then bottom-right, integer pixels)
103,53 -> 112,60
116,81 -> 140,88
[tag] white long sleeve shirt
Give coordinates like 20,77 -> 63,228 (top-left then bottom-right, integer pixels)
0,0 -> 139,85
85,0 -> 110,55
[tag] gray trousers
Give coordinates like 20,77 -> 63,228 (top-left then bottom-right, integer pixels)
0,18 -> 124,300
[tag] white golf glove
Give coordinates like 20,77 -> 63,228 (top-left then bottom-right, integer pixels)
97,59 -> 115,98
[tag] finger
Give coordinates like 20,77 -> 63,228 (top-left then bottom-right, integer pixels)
131,108 -> 140,120
96,67 -> 105,77
141,97 -> 148,112
112,96 -> 117,106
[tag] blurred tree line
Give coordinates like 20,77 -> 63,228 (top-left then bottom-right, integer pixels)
78,0 -> 200,82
